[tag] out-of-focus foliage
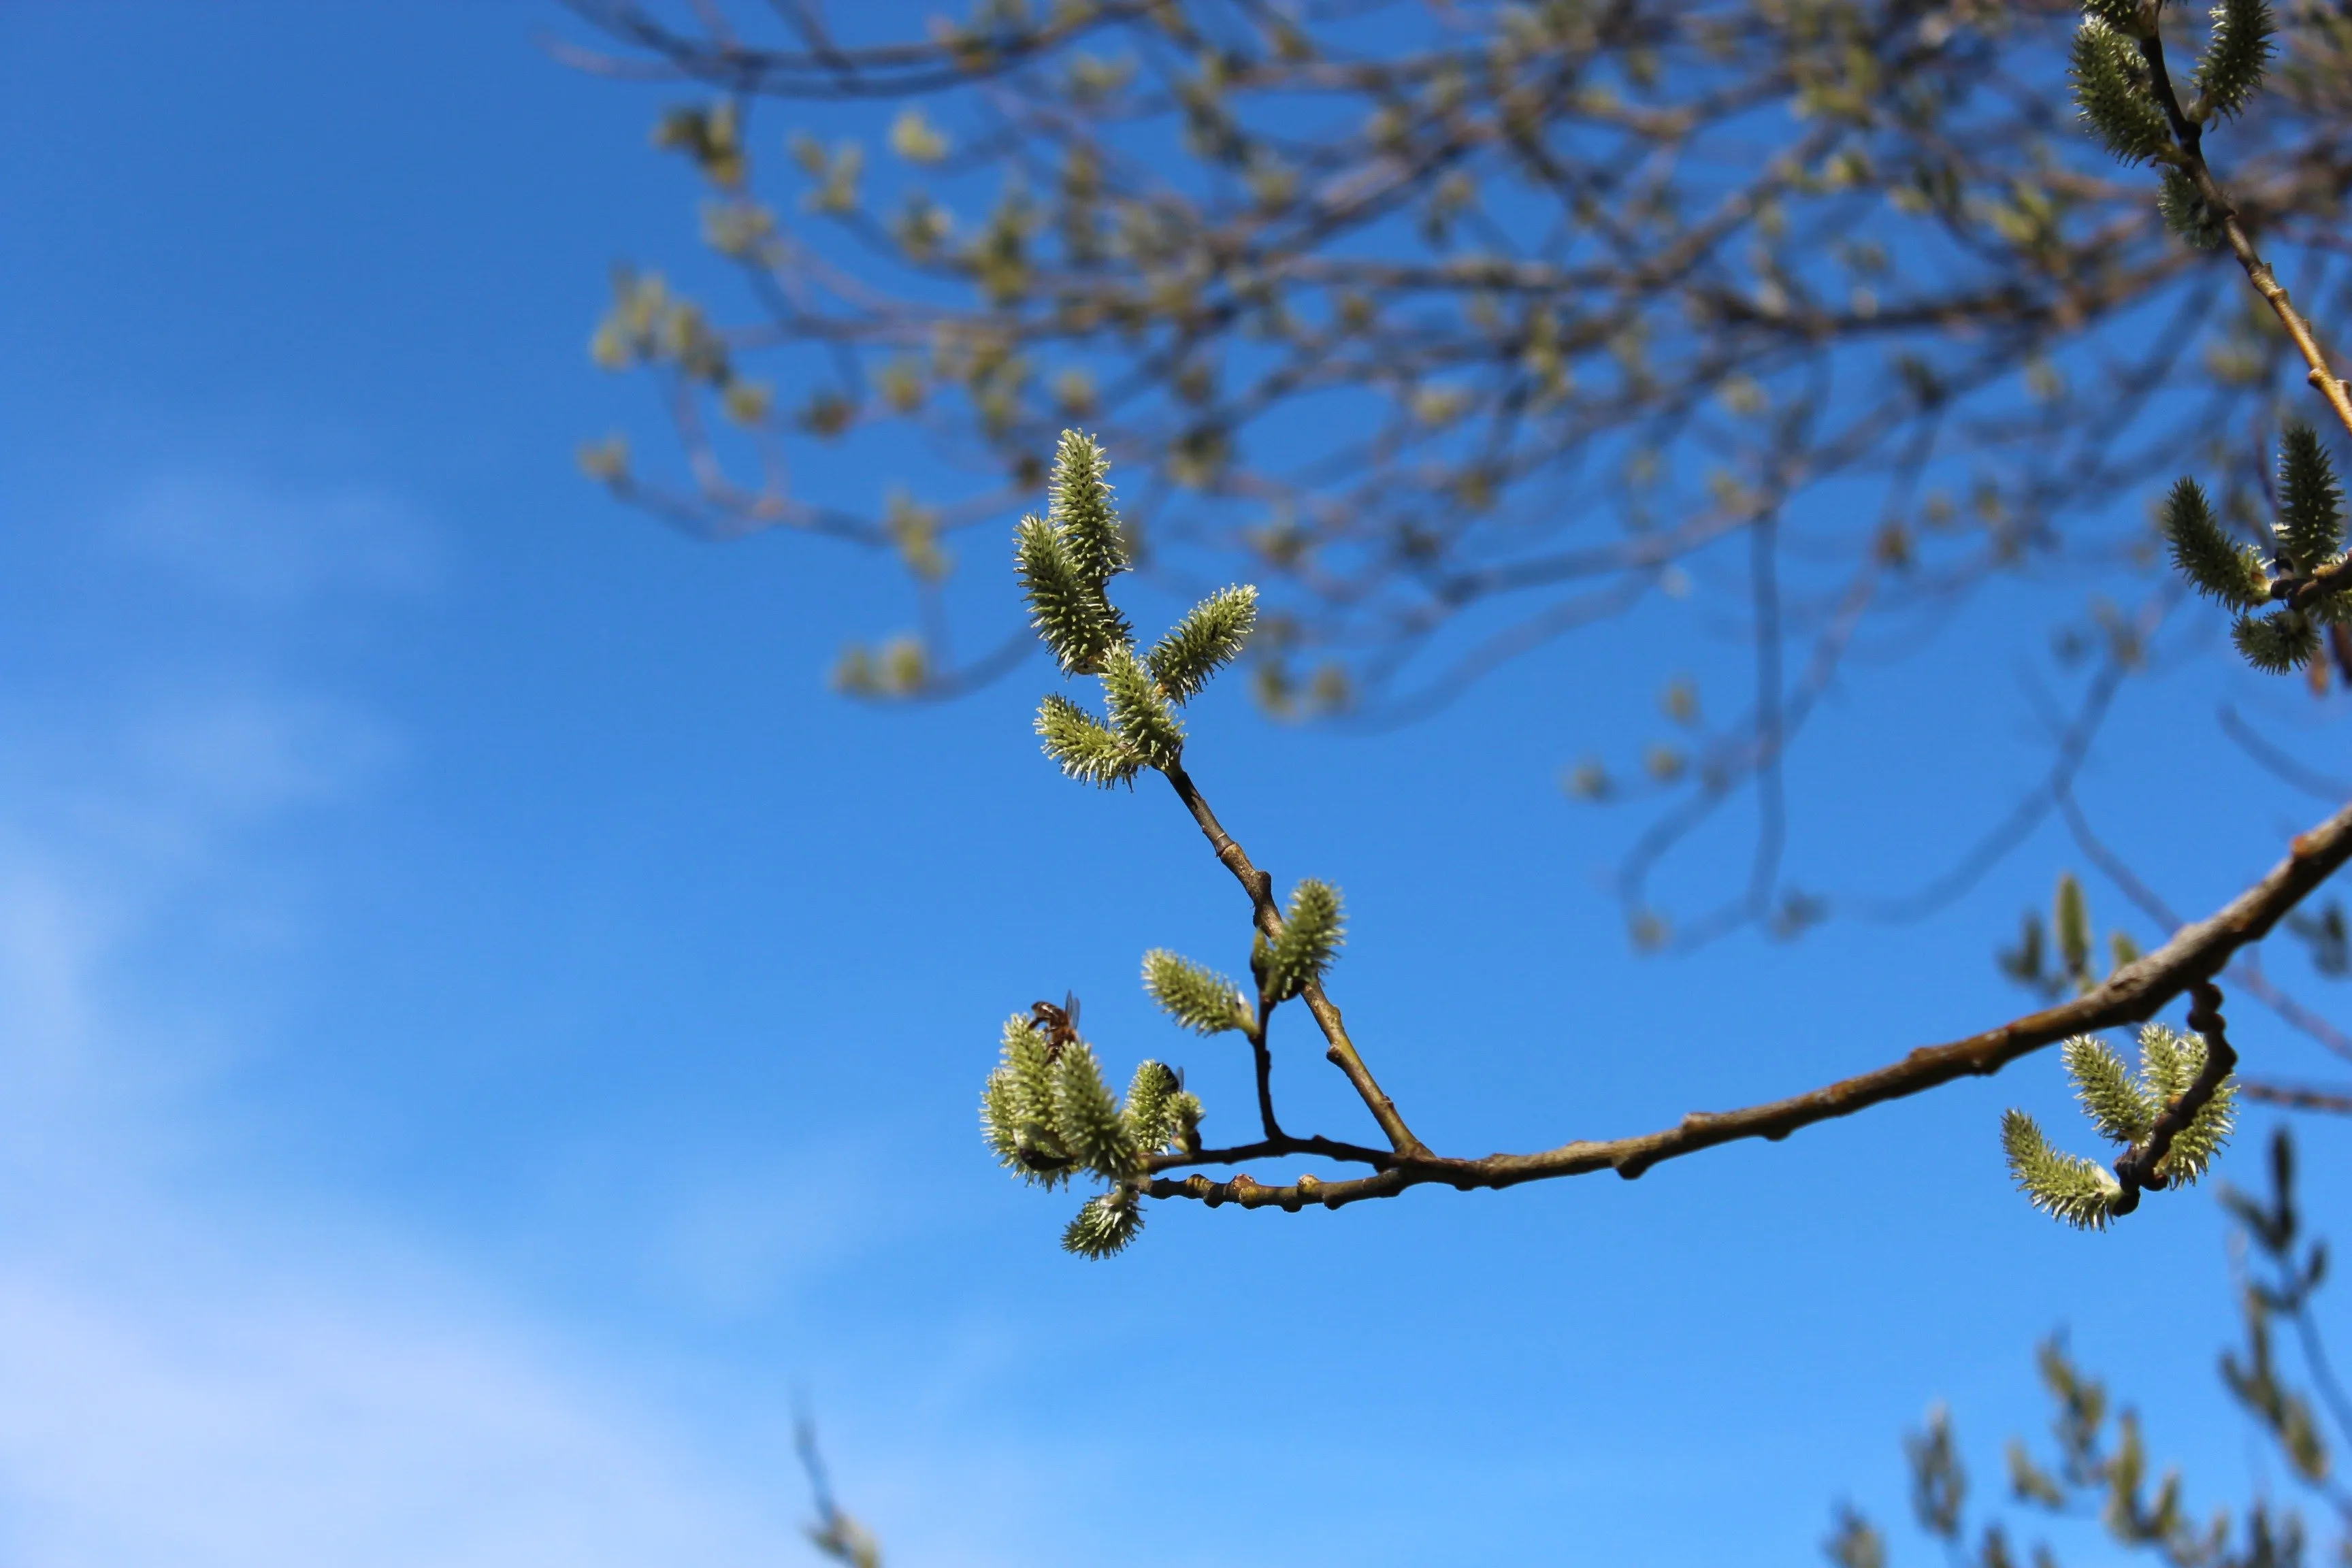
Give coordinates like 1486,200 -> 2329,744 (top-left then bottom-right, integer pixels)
561,0 -> 2352,943
2000,872 -> 2140,1001
1835,1128 -> 2347,1568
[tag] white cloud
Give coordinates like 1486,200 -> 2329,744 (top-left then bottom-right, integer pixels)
127,694 -> 399,821
0,1247 -> 796,1568
0,476 -> 816,1567
111,472 -> 441,606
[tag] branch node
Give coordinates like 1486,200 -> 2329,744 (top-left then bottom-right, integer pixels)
2111,981 -> 2237,1200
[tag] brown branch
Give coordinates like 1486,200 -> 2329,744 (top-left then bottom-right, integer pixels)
1147,794 -> 2352,1213
2278,551 -> 2352,614
1158,760 -> 1427,1157
2135,20 -> 2352,442
2112,980 -> 2235,1207
1147,1132 -> 1395,1174
2046,765 -> 2352,1064
1242,998 -> 1286,1144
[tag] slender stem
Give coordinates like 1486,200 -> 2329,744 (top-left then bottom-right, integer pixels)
1245,1007 -> 1287,1143
2135,24 -> 2352,442
2239,1079 -> 2352,1115
1147,795 -> 2352,1213
1160,761 -> 1428,1156
1147,1133 -> 1396,1174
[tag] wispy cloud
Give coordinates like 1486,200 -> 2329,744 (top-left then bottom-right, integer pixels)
110,472 -> 442,606
0,472 -> 812,1568
0,1237 -> 796,1568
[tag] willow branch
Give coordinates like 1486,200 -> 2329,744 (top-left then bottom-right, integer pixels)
2112,981 -> 2235,1205
2136,22 -> 2352,440
1243,998 -> 1285,1144
1158,761 -> 1426,1157
1147,1132 -> 1395,1174
2055,773 -> 2352,1066
1148,794 -> 2352,1213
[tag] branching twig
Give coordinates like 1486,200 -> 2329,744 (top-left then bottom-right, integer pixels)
2239,1078 -> 2352,1113
2136,15 -> 2352,441
1160,761 -> 1426,1158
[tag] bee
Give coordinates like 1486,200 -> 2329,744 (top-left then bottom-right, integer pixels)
1016,1143 -> 1074,1176
1030,992 -> 1082,1059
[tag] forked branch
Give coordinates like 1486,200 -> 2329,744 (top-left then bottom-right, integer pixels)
981,0 -> 2352,1246
984,425 -> 2352,1254
1159,761 -> 1425,1160
1141,772 -> 2352,1218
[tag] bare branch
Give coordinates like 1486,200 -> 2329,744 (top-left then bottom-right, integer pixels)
2240,1079 -> 2352,1115
2134,24 -> 2352,439
1159,760 -> 1426,1156
1149,795 -> 2352,1213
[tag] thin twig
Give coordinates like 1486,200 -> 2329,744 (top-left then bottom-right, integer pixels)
2136,18 -> 2352,440
1159,761 -> 1427,1157
2110,980 -> 2234,1207
2238,1079 -> 2352,1114
2219,703 -> 2352,802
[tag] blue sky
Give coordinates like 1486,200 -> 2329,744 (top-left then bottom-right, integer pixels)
2,5 -> 2347,1565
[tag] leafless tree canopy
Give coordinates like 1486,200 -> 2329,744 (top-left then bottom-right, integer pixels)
557,0 -> 2352,943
